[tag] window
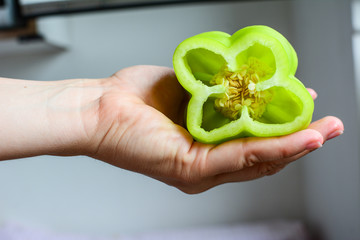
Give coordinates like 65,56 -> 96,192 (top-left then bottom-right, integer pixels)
352,0 -> 360,104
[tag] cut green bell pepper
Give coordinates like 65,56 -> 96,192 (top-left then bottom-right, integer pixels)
173,25 -> 314,144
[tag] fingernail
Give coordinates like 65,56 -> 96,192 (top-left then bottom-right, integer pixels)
327,130 -> 344,140
306,141 -> 323,151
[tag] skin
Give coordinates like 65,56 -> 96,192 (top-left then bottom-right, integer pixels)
0,65 -> 344,194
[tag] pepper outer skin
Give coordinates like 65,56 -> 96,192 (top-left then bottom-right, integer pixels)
173,25 -> 314,144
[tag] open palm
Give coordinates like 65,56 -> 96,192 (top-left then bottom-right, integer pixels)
89,65 -> 343,194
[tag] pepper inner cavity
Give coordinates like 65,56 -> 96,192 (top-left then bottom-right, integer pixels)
209,57 -> 273,120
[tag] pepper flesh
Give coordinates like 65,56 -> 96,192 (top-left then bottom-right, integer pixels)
173,25 -> 314,144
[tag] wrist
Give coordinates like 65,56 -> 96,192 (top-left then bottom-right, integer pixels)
47,78 -> 107,157
0,77 -> 106,160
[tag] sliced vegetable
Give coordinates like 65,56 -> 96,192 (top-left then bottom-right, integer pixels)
173,25 -> 314,144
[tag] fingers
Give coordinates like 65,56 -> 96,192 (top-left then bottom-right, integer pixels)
174,116 -> 344,194
212,146 -> 311,185
305,90 -> 344,140
308,116 -> 344,141
307,88 -> 318,100
204,115 -> 343,177
212,162 -> 287,185
204,128 -> 323,177
209,116 -> 344,186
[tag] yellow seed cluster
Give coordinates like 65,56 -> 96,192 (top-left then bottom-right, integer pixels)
210,58 -> 271,120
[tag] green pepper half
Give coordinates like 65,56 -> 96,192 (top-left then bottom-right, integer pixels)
173,25 -> 314,144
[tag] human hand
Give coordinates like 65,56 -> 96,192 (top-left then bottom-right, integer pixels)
88,65 -> 344,194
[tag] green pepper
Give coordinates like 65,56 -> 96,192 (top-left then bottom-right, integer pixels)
173,25 -> 314,144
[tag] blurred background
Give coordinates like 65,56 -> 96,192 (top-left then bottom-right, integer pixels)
0,0 -> 359,239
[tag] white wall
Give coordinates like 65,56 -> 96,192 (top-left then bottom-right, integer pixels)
291,0 -> 360,239
0,1 -> 305,237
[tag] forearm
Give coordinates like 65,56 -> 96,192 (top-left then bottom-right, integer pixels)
0,77 -> 104,160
